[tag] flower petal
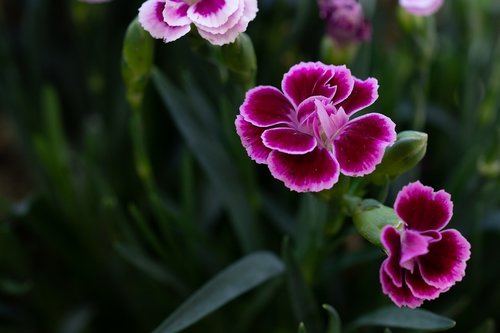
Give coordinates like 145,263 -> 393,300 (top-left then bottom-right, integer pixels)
405,268 -> 442,300
163,0 -> 191,26
197,16 -> 249,45
241,0 -> 258,22
380,263 -> 424,309
188,0 -> 238,28
138,0 -> 191,43
198,0 -> 258,45
195,0 -> 244,34
296,96 -> 330,127
336,77 -> 379,115
418,229 -> 471,289
240,86 -> 294,127
400,230 -> 432,272
329,65 -> 355,105
399,0 -> 444,16
267,148 -> 339,192
282,62 -> 337,107
381,225 -> 403,287
394,181 -> 453,231
235,115 -> 271,164
262,128 -> 317,155
333,113 -> 396,176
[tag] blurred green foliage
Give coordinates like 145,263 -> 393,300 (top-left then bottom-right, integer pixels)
0,0 -> 499,332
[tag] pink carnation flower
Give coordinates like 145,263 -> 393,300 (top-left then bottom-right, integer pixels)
380,181 -> 471,308
138,0 -> 258,46
318,0 -> 371,46
399,0 -> 444,16
235,62 -> 396,192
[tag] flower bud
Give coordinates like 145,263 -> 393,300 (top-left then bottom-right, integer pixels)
121,17 -> 154,110
397,6 -> 427,33
349,198 -> 401,247
371,130 -> 428,181
318,0 -> 371,47
320,35 -> 359,65
221,33 -> 257,88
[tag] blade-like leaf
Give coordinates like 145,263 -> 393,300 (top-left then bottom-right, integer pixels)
152,252 -> 284,333
323,304 -> 341,333
152,68 -> 261,252
350,306 -> 456,332
283,238 -> 323,333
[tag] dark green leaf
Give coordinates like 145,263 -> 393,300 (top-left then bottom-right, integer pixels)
323,304 -> 341,333
350,306 -> 456,331
152,68 -> 262,252
282,238 -> 323,333
152,252 -> 284,333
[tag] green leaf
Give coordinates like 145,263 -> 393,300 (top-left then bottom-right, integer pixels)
115,243 -> 188,295
470,319 -> 495,333
152,252 -> 284,333
323,304 -> 342,333
282,238 -> 323,333
152,68 -> 262,252
350,306 -> 456,332
298,322 -> 307,333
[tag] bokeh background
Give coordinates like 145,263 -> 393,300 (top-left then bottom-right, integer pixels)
0,0 -> 499,332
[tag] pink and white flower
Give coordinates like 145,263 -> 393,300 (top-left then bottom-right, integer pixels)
380,181 -> 471,308
138,0 -> 258,45
235,61 -> 396,192
399,0 -> 444,16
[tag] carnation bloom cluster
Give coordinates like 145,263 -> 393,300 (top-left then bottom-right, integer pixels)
380,181 -> 471,308
138,0 -> 257,45
399,0 -> 444,16
235,62 -> 396,192
318,0 -> 371,46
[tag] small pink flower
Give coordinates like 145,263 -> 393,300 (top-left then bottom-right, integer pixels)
138,0 -> 258,45
318,0 -> 371,46
235,62 -> 396,192
399,0 -> 444,16
380,181 -> 471,308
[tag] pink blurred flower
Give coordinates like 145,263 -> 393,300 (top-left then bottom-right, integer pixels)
318,0 -> 371,46
78,0 -> 112,3
399,0 -> 444,16
380,181 -> 471,308
235,62 -> 396,192
138,0 -> 258,46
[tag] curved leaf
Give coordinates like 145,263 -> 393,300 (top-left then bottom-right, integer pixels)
350,306 -> 455,332
152,252 -> 284,333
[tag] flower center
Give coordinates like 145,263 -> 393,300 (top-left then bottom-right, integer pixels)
183,0 -> 199,5
314,100 -> 348,151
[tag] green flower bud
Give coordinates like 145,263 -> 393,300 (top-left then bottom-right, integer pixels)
349,197 -> 401,248
220,33 -> 257,89
121,17 -> 154,110
397,7 -> 426,34
319,35 -> 359,65
371,130 -> 428,182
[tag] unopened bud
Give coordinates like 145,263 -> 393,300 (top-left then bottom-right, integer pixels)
320,35 -> 359,65
221,33 -> 257,88
372,130 -> 428,181
122,17 -> 154,110
349,198 -> 400,247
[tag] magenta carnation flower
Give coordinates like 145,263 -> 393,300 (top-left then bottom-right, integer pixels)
399,0 -> 444,16
318,0 -> 371,46
235,62 -> 396,192
138,0 -> 258,46
380,181 -> 471,308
